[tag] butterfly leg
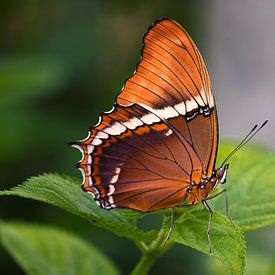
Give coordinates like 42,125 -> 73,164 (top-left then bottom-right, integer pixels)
163,204 -> 196,246
202,200 -> 213,253
163,207 -> 175,246
206,189 -> 235,226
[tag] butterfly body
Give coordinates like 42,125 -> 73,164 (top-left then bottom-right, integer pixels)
185,164 -> 228,205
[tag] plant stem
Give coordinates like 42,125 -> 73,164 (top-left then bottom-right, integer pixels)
130,249 -> 162,275
130,216 -> 173,275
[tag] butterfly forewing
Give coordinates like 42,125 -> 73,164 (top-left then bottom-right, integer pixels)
71,18 -> 218,212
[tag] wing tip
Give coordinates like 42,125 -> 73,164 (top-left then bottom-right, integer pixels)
148,17 -> 176,31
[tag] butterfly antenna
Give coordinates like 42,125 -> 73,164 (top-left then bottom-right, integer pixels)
221,120 -> 268,166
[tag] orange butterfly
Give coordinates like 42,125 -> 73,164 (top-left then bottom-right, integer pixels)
70,18 -> 267,252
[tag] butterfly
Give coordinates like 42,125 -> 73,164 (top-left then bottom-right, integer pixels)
70,18 -> 267,252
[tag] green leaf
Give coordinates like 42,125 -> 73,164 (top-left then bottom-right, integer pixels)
171,209 -> 246,274
0,174 -> 156,242
212,143 -> 275,231
0,221 -> 119,275
207,249 -> 273,275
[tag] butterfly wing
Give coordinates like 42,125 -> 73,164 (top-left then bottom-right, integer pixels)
71,18 -> 218,212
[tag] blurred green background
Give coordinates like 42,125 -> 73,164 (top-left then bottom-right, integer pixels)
1,1 -> 274,274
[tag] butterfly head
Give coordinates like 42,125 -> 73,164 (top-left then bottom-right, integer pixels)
215,163 -> 229,185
